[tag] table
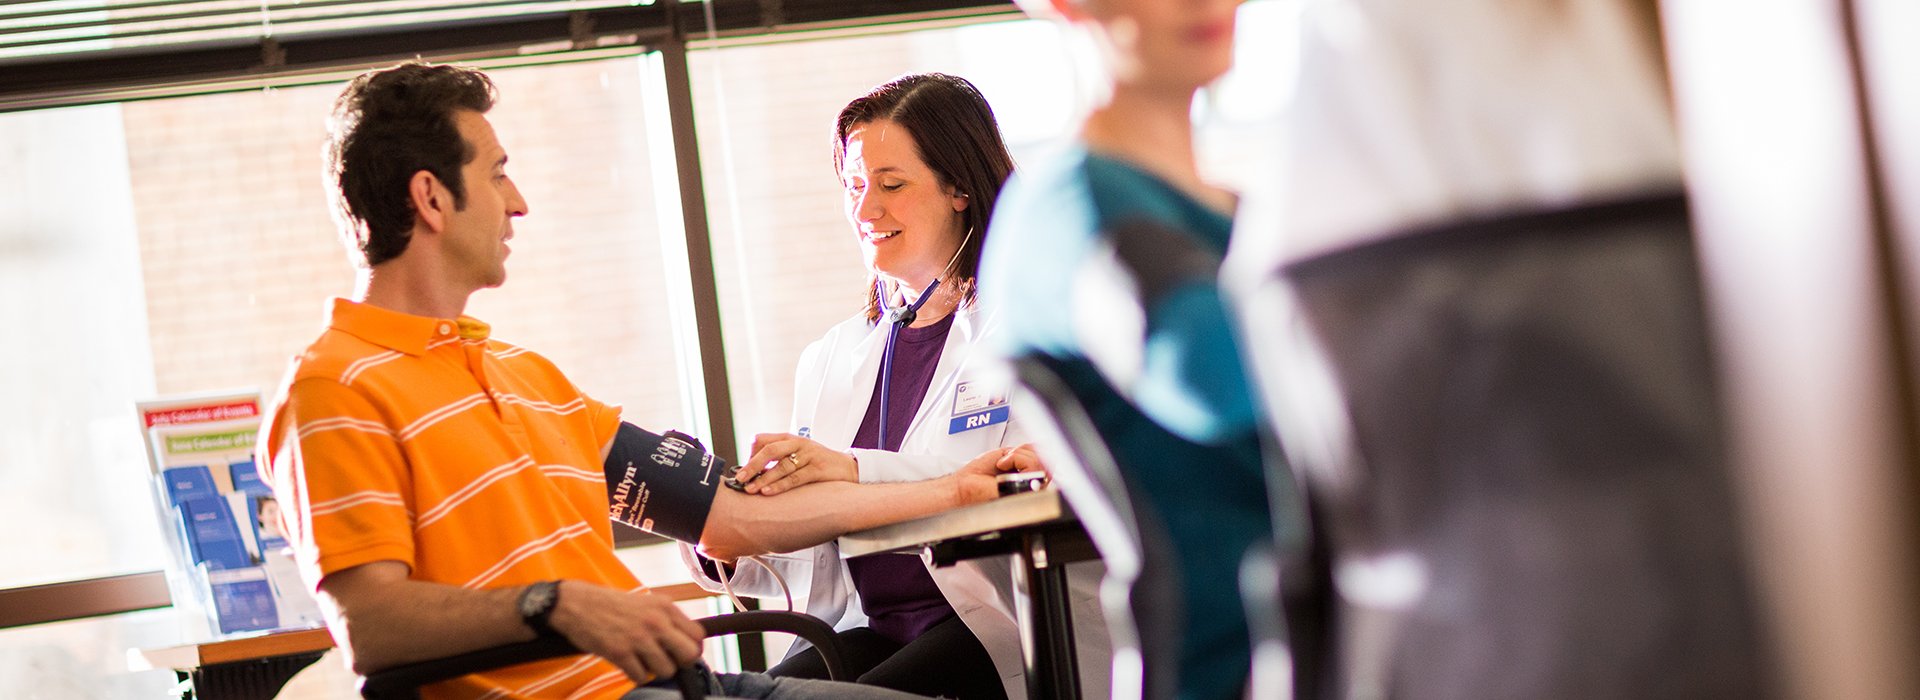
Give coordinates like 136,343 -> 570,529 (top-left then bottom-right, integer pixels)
840,489 -> 1100,700
132,628 -> 334,700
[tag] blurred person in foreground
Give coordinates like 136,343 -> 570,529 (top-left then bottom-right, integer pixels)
981,1 -> 1302,697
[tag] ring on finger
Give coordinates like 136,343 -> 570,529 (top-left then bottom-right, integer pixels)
785,452 -> 800,465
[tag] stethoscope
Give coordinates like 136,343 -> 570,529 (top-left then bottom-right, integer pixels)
876,277 -> 941,449
873,224 -> 974,450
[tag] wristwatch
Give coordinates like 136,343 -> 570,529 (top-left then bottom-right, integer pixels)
517,580 -> 561,636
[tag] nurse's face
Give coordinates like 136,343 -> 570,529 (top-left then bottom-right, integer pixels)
841,119 -> 969,289
1085,0 -> 1239,93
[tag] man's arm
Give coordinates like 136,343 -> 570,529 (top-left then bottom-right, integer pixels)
695,450 -> 1006,562
318,561 -> 704,682
599,422 -> 1014,561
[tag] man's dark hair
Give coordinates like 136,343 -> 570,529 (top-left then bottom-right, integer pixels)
326,61 -> 497,267
834,73 -> 1015,324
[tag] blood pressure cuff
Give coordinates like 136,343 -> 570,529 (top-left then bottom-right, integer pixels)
604,422 -> 724,544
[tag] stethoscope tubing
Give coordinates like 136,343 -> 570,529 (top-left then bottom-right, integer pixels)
877,277 -> 942,449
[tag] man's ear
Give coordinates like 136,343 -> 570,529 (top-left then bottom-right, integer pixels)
409,170 -> 448,233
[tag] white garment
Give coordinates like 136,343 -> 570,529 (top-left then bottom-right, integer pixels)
1223,0 -> 1685,485
680,303 -> 1113,700
1228,0 -> 1682,282
1220,3 -> 1691,693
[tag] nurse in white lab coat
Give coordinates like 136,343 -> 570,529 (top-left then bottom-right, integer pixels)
679,73 -> 1110,700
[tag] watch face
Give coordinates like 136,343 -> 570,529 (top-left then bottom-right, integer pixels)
520,581 -> 557,617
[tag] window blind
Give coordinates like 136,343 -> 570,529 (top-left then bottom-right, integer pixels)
0,0 -> 1014,111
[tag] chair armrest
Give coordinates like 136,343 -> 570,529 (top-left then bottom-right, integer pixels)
697,610 -> 846,681
359,635 -> 580,700
358,610 -> 848,699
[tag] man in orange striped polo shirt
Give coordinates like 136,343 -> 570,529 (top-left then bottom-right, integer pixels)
260,62 -> 1003,700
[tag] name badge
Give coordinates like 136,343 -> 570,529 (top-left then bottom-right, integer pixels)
949,380 -> 1010,434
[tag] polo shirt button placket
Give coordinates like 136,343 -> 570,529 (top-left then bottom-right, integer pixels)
456,327 -> 517,442
465,344 -> 494,395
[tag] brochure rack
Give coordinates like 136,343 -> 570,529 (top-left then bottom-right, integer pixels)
135,391 -> 322,639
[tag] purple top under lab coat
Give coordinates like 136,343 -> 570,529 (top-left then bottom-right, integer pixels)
846,312 -> 961,645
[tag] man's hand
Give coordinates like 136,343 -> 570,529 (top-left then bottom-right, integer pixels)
953,443 -> 1047,504
737,433 -> 859,496
548,582 -> 706,684
962,443 -> 1045,478
996,443 -> 1045,478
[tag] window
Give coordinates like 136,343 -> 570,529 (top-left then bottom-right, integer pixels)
0,101 -> 169,589
0,54 -> 696,695
691,19 -> 1084,452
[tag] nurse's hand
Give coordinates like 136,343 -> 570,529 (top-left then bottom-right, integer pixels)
738,433 -> 859,496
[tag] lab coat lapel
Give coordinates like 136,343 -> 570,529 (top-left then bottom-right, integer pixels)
813,319 -> 888,450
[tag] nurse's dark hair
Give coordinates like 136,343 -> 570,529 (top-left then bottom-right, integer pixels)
326,61 -> 496,267
834,72 -> 1015,325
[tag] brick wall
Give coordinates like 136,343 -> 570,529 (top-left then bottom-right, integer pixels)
120,60 -> 688,430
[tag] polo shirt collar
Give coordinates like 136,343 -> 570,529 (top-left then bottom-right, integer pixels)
327,298 -> 491,355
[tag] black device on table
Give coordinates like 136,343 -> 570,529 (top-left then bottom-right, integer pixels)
996,471 -> 1047,496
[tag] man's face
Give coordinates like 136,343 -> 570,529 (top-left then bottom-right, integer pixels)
443,110 -> 527,290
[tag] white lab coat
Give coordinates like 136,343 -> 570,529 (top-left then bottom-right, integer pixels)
681,303 -> 1112,700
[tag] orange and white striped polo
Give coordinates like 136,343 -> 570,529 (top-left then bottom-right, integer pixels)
260,298 -> 640,700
